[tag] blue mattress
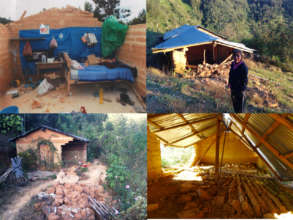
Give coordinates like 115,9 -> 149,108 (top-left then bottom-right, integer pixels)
71,64 -> 134,82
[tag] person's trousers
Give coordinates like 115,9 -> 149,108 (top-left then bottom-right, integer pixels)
231,90 -> 245,113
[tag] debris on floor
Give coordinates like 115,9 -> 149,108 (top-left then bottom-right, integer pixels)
148,164 -> 293,219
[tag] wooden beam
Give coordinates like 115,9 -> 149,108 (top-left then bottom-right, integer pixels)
231,114 -> 293,169
269,114 -> 293,131
169,123 -> 216,145
241,114 -> 251,135
284,151 -> 293,159
193,136 -> 217,166
148,120 -> 163,130
215,119 -> 221,179
254,120 -> 280,148
229,123 -> 282,180
203,49 -> 206,64
177,113 -> 197,133
154,115 -> 217,134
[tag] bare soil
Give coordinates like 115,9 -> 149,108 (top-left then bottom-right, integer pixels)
0,160 -> 109,220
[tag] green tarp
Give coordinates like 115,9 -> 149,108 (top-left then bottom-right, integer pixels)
101,16 -> 128,58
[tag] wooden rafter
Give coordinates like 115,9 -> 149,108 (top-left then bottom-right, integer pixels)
284,151 -> 293,159
229,122 -> 282,180
269,114 -> 293,131
169,123 -> 216,145
231,114 -> 293,169
215,118 -> 221,179
241,114 -> 251,135
177,114 -> 197,133
148,120 -> 163,131
154,115 -> 217,134
254,120 -> 280,148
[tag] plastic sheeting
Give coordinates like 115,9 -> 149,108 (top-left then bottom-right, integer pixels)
19,27 -> 102,75
101,16 -> 128,58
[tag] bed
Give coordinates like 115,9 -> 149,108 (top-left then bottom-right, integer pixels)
63,53 -> 135,95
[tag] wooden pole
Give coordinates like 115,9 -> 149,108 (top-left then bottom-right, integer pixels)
215,118 -> 220,179
203,49 -> 206,64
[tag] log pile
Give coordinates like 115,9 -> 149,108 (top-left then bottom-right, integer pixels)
185,61 -> 232,79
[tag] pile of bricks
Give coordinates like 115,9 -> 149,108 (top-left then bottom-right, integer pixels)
34,182 -> 112,220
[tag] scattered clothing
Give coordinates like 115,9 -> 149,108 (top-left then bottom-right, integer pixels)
82,33 -> 98,47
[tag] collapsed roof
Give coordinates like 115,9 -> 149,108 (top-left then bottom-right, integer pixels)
152,25 -> 254,54
148,113 -> 293,180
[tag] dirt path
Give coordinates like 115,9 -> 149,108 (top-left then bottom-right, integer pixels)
1,179 -> 57,220
0,160 -> 108,220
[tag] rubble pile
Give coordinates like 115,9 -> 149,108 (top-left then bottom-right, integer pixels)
149,165 -> 293,219
34,183 -> 112,220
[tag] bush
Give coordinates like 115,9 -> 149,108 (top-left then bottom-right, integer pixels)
18,149 -> 38,171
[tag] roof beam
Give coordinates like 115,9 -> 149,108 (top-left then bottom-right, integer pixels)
229,122 -> 282,180
169,123 -> 217,145
241,114 -> 251,135
177,114 -> 197,133
269,114 -> 293,131
284,151 -> 293,159
154,115 -> 217,134
148,120 -> 163,130
231,114 -> 293,169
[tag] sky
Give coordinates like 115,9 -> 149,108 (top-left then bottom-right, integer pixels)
0,0 -> 145,21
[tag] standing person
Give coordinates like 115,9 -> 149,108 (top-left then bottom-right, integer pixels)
227,49 -> 248,113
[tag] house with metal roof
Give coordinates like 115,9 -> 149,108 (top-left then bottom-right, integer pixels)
148,113 -> 293,219
152,25 -> 254,73
10,125 -> 89,168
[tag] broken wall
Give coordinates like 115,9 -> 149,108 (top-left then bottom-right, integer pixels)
117,24 -> 146,98
62,141 -> 87,164
0,24 -> 13,94
148,130 -> 162,181
4,6 -> 101,87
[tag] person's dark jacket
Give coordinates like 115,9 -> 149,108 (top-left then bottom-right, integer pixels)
228,61 -> 248,92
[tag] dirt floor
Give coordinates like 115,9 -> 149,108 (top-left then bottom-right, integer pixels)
0,78 -> 145,113
0,160 -> 111,220
148,166 -> 293,219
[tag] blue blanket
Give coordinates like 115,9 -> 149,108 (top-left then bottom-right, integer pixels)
71,65 -> 134,82
19,27 -> 102,75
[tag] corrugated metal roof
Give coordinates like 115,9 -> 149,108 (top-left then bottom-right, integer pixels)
153,25 -> 254,53
149,113 -> 293,180
9,125 -> 89,142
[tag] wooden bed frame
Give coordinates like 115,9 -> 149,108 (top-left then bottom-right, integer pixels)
62,52 -> 137,97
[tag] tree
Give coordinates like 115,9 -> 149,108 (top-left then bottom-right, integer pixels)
128,9 -> 146,25
0,114 -> 23,136
84,1 -> 93,13
92,0 -> 131,21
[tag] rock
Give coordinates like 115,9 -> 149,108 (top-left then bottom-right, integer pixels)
32,100 -> 42,109
34,202 -> 42,210
55,185 -> 64,196
54,195 -> 64,206
74,213 -> 82,220
74,184 -> 83,193
178,194 -> 193,203
47,186 -> 56,194
197,188 -> 211,200
47,213 -> 60,220
147,203 -> 159,212
214,195 -> 225,207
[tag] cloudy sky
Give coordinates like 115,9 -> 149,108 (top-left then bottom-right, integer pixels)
0,0 -> 145,21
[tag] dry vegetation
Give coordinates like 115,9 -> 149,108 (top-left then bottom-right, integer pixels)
147,59 -> 293,113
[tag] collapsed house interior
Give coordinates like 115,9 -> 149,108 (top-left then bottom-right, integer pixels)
152,25 -> 254,75
147,113 -> 293,219
10,125 -> 89,169
0,6 -> 146,113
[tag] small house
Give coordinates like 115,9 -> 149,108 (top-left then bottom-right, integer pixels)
152,25 -> 254,74
10,125 -> 89,168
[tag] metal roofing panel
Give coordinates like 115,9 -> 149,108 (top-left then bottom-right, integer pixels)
247,114 -> 274,135
267,125 -> 293,154
258,145 -> 293,180
174,135 -> 201,147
